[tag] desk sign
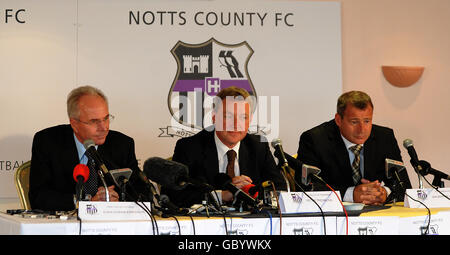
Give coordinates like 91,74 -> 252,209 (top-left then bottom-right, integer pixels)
278,191 -> 343,214
404,188 -> 450,208
78,201 -> 152,221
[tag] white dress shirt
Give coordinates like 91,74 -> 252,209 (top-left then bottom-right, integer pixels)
214,132 -> 240,176
340,135 -> 391,203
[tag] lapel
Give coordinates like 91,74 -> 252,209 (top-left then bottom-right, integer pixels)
97,143 -> 112,167
238,136 -> 250,176
329,121 -> 352,172
62,125 -> 82,173
363,130 -> 376,179
201,130 -> 220,183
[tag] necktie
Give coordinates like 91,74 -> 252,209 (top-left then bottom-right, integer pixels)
84,157 -> 98,198
226,150 -> 237,179
349,144 -> 363,185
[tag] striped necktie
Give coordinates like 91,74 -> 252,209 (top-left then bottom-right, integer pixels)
349,144 -> 363,185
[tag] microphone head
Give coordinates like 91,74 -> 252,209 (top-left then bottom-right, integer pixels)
73,164 -> 89,183
242,184 -> 258,199
403,139 -> 414,149
301,164 -> 321,186
83,139 -> 96,150
159,194 -> 171,204
271,138 -> 282,148
143,157 -> 189,190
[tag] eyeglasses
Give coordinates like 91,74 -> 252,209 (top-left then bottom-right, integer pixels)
75,114 -> 115,126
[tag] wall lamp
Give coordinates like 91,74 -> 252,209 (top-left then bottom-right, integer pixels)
382,66 -> 424,87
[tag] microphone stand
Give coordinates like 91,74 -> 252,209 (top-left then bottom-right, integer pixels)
280,165 -> 291,193
272,147 -> 296,192
98,170 -> 110,202
279,163 -> 296,192
384,169 -> 404,206
119,178 -> 128,201
411,159 -> 424,189
417,173 -> 424,189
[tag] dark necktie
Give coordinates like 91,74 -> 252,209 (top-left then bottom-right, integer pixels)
84,157 -> 98,198
349,144 -> 363,185
226,150 -> 237,179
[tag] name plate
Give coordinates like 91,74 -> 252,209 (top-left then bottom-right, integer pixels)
78,201 -> 152,221
278,191 -> 343,214
404,188 -> 450,208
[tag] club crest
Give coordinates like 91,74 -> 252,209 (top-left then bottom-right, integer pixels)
168,38 -> 256,130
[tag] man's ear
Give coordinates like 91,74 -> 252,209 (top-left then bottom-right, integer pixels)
70,118 -> 82,135
334,113 -> 342,127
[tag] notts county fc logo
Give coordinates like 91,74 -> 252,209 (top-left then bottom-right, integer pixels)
86,204 -> 98,215
166,38 -> 256,132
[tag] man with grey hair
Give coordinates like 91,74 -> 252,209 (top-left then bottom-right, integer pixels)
29,85 -> 145,211
296,91 -> 411,205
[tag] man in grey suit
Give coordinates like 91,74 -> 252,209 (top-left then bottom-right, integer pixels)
296,91 -> 411,205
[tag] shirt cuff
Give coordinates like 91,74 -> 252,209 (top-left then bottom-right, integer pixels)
343,186 -> 355,202
211,190 -> 222,205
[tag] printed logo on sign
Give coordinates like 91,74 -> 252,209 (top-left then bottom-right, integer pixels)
417,189 -> 428,200
290,193 -> 302,203
293,228 -> 313,235
161,38 -> 256,137
420,224 -> 439,235
86,204 -> 98,215
227,229 -> 249,235
357,227 -> 377,235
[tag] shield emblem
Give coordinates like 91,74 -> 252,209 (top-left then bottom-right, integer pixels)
168,38 -> 256,129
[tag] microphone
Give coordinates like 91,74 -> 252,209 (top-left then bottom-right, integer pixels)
242,181 -> 272,199
283,152 -> 303,171
143,157 -> 189,190
301,164 -> 322,186
133,168 -> 160,201
282,152 -> 327,187
271,138 -> 288,167
419,160 -> 450,181
384,159 -> 410,204
214,173 -> 257,207
159,194 -> 189,215
385,158 -> 405,179
271,138 -> 297,191
402,139 -> 450,180
241,184 -> 258,199
83,139 -> 112,176
109,168 -> 133,186
402,139 -> 423,172
73,164 -> 89,201
109,168 -> 133,201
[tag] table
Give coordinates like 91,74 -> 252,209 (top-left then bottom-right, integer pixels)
1,204 -> 450,235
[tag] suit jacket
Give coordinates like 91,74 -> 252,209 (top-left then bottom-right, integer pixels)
165,128 -> 286,207
29,124 -> 142,211
296,119 -> 411,197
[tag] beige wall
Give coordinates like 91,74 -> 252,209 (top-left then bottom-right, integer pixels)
289,0 -> 450,187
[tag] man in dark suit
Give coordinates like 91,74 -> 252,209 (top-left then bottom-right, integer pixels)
166,86 -> 286,208
296,91 -> 411,205
29,86 -> 145,211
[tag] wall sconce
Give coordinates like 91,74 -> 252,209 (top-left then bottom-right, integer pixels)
382,66 -> 424,88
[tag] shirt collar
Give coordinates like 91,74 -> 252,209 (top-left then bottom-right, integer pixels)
73,133 -> 97,161
214,131 -> 240,160
340,134 -> 363,150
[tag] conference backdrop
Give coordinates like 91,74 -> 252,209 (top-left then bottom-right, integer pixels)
0,0 -> 342,199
